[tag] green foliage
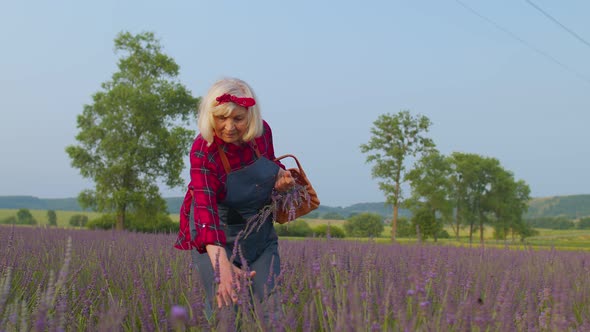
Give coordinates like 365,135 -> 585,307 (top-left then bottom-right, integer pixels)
321,212 -> 345,220
344,212 -> 384,237
395,217 -> 414,237
0,216 -> 17,224
304,211 -> 320,219
406,149 -> 452,240
69,214 -> 89,227
446,152 -> 531,242
274,220 -> 313,237
527,195 -> 590,219
526,217 -> 576,230
47,210 -> 57,226
312,224 -> 346,238
409,203 -> 445,241
0,209 -> 38,225
87,214 -> 116,230
127,213 -> 177,233
86,212 -> 176,233
437,229 -> 450,239
16,208 -> 37,225
579,218 -> 590,229
65,31 -> 197,230
360,110 -> 434,240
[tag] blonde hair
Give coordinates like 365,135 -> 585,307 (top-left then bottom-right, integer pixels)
197,77 -> 263,144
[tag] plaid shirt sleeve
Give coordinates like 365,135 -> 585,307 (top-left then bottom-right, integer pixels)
174,137 -> 226,253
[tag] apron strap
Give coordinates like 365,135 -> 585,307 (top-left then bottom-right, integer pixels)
216,140 -> 261,174
216,145 -> 232,174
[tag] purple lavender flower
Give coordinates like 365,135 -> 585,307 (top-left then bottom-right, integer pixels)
170,305 -> 189,324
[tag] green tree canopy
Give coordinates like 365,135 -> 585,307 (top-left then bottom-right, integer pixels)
66,31 -> 197,230
448,152 -> 532,243
47,210 -> 57,226
405,149 -> 453,241
17,209 -> 36,225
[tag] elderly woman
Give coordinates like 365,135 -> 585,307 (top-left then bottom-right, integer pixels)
174,77 -> 294,312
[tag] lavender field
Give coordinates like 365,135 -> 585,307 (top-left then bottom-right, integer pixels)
1,226 -> 589,331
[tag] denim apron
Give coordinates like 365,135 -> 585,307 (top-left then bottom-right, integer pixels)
190,146 -> 281,315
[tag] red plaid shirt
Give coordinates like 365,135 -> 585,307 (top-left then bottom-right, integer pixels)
174,120 -> 284,253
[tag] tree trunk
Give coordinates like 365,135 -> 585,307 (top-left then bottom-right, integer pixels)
455,203 -> 461,240
392,204 -> 398,242
116,207 -> 126,231
479,212 -> 484,244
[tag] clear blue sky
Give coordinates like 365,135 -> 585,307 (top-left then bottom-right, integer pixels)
1,1 -> 589,207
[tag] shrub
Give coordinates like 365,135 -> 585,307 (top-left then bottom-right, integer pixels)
69,214 -> 89,227
16,209 -> 37,225
47,210 -> 57,226
312,224 -> 346,238
437,229 -> 451,239
396,217 -> 415,237
274,220 -> 312,237
87,213 -> 177,233
1,216 -> 17,224
344,212 -> 384,237
126,213 -> 177,233
87,215 -> 116,230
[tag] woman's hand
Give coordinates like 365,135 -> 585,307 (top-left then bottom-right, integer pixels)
275,168 -> 295,192
206,245 -> 256,308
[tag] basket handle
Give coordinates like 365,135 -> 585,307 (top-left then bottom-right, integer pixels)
274,154 -> 307,177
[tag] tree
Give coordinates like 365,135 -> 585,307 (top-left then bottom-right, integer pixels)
69,214 -> 89,227
488,171 -> 532,242
66,31 -> 197,230
344,212 -> 384,237
17,209 -> 36,225
449,152 -> 532,243
47,210 -> 57,226
405,149 -> 453,242
360,111 -> 434,241
448,153 -> 495,243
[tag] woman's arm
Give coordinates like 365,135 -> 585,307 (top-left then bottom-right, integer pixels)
205,245 -> 256,307
188,139 -> 227,253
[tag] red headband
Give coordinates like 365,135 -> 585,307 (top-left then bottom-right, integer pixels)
216,94 -> 256,109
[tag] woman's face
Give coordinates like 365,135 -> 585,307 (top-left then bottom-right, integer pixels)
213,107 -> 249,144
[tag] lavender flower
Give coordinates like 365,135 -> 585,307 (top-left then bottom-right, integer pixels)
170,305 -> 189,325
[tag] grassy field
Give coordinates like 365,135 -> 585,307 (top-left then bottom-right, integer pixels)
301,217 -> 590,251
3,209 -> 590,250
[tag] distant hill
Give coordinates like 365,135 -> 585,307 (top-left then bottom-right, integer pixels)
0,196 -> 408,218
0,196 -> 90,211
2,194 -> 590,219
526,195 -> 590,219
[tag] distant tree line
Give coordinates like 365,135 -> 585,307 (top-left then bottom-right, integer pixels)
526,216 -> 590,230
361,111 -> 536,243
